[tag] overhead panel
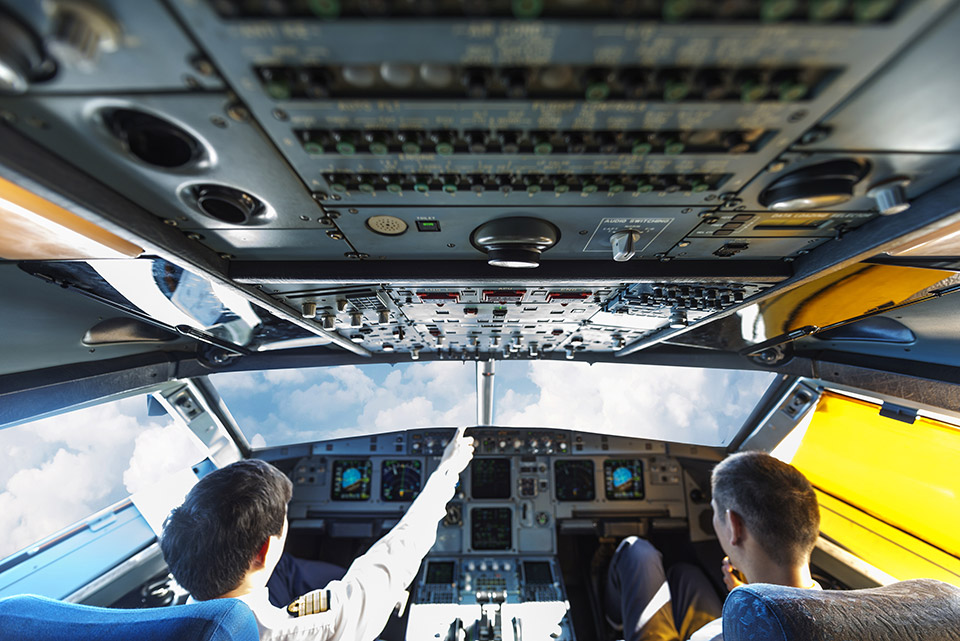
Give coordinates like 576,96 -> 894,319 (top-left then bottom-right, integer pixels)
1,0 -> 958,360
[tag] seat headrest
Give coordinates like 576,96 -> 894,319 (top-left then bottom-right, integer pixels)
722,579 -> 960,641
0,594 -> 259,641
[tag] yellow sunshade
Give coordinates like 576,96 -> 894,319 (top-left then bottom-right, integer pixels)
0,176 -> 142,260
790,391 -> 960,585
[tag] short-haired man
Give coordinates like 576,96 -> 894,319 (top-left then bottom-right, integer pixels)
604,451 -> 821,641
161,428 -> 474,641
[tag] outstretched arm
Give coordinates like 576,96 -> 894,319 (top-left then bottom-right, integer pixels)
325,427 -> 475,641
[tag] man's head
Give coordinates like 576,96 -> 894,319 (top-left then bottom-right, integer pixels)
711,451 -> 819,569
160,459 -> 293,600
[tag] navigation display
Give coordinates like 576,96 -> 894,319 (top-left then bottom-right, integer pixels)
603,459 -> 645,500
554,460 -> 595,501
381,459 -> 422,502
471,507 -> 512,550
331,459 -> 372,501
425,561 -> 455,585
471,458 -> 511,499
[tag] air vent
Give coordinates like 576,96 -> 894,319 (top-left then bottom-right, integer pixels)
104,108 -> 206,169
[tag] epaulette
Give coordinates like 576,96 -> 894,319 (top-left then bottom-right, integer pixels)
287,589 -> 332,617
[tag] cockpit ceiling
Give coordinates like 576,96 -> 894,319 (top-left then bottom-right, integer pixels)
2,0 -> 960,385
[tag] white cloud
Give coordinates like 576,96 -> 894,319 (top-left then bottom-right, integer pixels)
496,362 -> 774,444
123,423 -> 207,495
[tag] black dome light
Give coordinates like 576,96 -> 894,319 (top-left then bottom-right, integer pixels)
471,217 -> 560,268
759,159 -> 870,211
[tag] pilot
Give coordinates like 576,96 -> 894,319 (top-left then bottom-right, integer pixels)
160,428 -> 474,641
604,451 -> 821,641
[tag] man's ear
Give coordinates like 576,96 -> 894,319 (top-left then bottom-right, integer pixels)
252,540 -> 270,569
727,510 -> 747,547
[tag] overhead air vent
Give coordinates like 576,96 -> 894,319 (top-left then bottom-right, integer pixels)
187,184 -> 272,226
759,159 -> 870,211
104,108 -> 206,169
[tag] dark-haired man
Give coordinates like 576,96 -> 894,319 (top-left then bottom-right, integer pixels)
604,451 -> 821,641
160,427 -> 474,641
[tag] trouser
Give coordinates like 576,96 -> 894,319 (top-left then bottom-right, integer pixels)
266,553 -> 347,608
604,537 -> 723,641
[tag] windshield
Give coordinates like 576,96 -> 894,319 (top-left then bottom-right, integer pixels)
212,362 -> 775,447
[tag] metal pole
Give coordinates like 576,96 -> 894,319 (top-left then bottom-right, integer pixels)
477,359 -> 495,426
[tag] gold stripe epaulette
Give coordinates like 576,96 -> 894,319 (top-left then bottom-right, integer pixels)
287,589 -> 331,617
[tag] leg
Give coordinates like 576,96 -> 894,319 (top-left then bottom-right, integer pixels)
604,537 -> 681,641
666,564 -> 723,641
267,553 -> 347,607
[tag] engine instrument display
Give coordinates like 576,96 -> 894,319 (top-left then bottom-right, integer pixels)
425,561 -> 455,585
554,460 -> 595,501
331,459 -> 372,501
381,459 -> 422,502
471,458 -> 511,499
471,507 -> 512,550
603,459 -> 645,500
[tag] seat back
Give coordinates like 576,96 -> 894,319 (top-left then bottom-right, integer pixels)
722,579 -> 960,641
0,594 -> 259,641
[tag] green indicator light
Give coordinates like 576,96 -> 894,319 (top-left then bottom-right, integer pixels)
555,184 -> 571,193
632,142 -> 653,156
443,183 -> 458,193
663,81 -> 690,102
664,141 -> 685,155
358,183 -> 375,194
303,142 -> 324,155
512,0 -> 544,18
435,142 -> 455,156
692,182 -> 709,192
854,0 -> 897,21
330,183 -> 347,193
414,182 -> 430,193
662,0 -> 695,21
527,184 -> 542,194
534,142 -> 553,155
265,82 -> 290,101
585,83 -> 610,102
401,142 -> 421,154
778,81 -> 809,102
336,141 -> 356,155
761,0 -> 798,22
608,183 -> 625,194
637,184 -> 654,193
308,0 -> 341,19
582,183 -> 599,194
369,142 -> 389,155
386,183 -> 403,193
809,0 -> 848,21
740,81 -> 769,103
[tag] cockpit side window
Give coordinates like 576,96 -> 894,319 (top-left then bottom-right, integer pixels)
0,393 -> 207,564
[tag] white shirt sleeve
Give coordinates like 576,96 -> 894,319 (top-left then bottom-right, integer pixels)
688,617 -> 723,641
240,465 -> 460,641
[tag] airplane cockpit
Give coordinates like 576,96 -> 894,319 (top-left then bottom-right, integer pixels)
1,0 -> 960,639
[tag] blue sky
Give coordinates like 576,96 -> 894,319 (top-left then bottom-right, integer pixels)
212,362 -> 775,448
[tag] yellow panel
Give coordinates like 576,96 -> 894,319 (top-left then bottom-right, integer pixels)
0,176 -> 142,259
791,391 -> 960,577
817,491 -> 960,586
753,263 -> 952,337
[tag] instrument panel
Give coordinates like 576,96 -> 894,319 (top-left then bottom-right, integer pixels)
281,428 -> 702,556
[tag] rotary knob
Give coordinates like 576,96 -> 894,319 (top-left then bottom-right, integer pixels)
610,230 -> 643,262
0,9 -> 55,94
